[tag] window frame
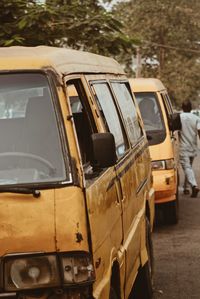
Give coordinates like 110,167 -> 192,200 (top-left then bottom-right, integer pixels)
0,70 -> 73,188
110,80 -> 144,147
89,79 -> 130,159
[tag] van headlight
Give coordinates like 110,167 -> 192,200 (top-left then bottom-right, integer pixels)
151,159 -> 174,170
4,255 -> 59,291
3,252 -> 95,292
61,253 -> 95,285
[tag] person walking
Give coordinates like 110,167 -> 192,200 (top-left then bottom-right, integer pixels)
179,99 -> 200,197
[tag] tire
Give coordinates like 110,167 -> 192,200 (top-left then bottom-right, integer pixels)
145,218 -> 154,281
164,198 -> 179,225
130,218 -> 154,299
164,176 -> 179,225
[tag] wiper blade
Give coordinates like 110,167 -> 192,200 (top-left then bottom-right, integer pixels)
0,187 -> 41,198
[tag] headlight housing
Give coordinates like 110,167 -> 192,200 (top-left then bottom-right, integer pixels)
151,159 -> 174,170
3,252 -> 95,292
61,252 -> 95,285
4,255 -> 59,291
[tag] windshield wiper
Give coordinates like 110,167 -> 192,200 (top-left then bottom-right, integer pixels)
0,187 -> 41,198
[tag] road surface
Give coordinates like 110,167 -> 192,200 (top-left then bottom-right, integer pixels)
153,150 -> 200,299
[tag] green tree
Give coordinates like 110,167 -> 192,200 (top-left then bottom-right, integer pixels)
0,0 -> 57,46
113,0 -> 200,107
0,0 -> 132,57
0,1 -> 27,46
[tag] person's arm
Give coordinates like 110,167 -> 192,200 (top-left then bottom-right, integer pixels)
196,117 -> 200,139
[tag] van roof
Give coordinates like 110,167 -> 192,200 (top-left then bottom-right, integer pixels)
129,78 -> 166,92
0,46 -> 125,76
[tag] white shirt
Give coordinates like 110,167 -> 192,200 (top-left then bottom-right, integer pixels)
179,112 -> 200,156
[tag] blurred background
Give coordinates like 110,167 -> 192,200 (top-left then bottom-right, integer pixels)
0,0 -> 200,109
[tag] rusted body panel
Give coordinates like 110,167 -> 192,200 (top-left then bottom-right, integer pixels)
0,187 -> 89,256
0,47 -> 154,299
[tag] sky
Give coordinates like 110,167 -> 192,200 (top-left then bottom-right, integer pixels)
99,0 -> 124,10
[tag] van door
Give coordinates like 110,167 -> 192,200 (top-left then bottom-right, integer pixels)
90,80 -> 148,296
65,78 -> 124,298
160,92 -> 179,167
111,82 -> 148,295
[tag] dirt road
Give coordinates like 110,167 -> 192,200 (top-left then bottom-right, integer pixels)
153,151 -> 200,299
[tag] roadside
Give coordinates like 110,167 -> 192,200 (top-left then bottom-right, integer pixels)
152,150 -> 200,299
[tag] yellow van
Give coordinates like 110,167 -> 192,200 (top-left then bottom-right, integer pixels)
129,78 -> 180,225
0,46 -> 154,299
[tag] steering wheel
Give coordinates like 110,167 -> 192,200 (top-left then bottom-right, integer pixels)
0,152 -> 56,175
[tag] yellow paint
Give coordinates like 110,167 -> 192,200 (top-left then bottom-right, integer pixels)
130,78 -> 179,206
0,47 -> 154,299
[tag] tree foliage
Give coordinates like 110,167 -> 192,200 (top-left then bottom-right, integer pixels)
0,0 -> 132,57
113,0 -> 200,107
1,0 -> 200,107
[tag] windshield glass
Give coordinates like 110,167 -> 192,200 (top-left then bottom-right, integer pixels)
134,92 -> 165,132
0,73 -> 69,186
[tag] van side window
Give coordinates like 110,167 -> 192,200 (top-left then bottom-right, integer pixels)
163,93 -> 174,114
161,93 -> 173,119
165,93 -> 174,112
134,92 -> 165,132
111,82 -> 143,144
66,81 -> 95,166
91,82 -> 128,158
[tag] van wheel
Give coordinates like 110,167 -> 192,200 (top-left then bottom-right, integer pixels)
164,182 -> 179,225
164,171 -> 179,225
164,199 -> 179,225
109,286 -> 119,299
129,218 -> 153,299
145,218 -> 154,281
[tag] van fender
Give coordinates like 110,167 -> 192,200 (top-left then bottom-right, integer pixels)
93,248 -> 125,299
139,191 -> 151,267
139,215 -> 148,267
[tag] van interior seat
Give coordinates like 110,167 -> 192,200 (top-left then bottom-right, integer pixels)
0,118 -> 25,153
24,95 -> 60,164
73,111 -> 92,164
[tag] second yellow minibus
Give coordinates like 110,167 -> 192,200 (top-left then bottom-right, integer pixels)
130,78 -> 180,224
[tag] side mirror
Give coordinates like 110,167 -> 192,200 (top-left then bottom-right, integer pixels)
168,113 -> 182,131
91,132 -> 117,169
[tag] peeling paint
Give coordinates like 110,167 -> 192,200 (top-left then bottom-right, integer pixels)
76,232 -> 83,243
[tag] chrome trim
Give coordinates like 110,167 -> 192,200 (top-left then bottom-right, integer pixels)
0,293 -> 16,298
3,252 -> 44,258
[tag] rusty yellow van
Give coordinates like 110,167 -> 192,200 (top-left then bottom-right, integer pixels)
0,46 -> 154,299
129,78 -> 179,225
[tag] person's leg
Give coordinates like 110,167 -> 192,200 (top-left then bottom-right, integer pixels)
183,157 -> 195,194
180,155 -> 197,186
180,155 -> 199,197
183,177 -> 190,194
190,156 -> 194,166
189,156 -> 199,197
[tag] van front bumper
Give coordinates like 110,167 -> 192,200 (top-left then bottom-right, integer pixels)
0,288 -> 93,299
0,293 -> 16,299
153,169 -> 177,204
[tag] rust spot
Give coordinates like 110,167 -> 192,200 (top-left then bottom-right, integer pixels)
95,257 -> 101,268
76,232 -> 83,243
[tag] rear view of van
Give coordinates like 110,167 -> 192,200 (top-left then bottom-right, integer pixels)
129,78 -> 179,224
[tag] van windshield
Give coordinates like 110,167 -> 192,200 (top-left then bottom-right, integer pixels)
0,73 -> 69,187
135,92 -> 165,132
